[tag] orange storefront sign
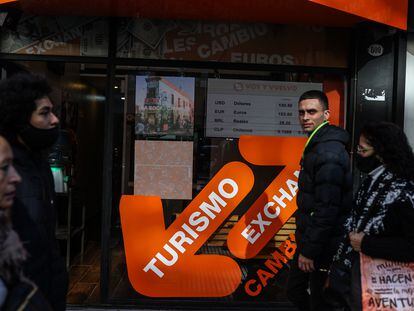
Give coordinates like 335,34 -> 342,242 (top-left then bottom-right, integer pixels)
120,161 -> 254,297
119,77 -> 344,297
120,136 -> 306,297
227,136 -> 306,259
12,0 -> 408,30
310,0 -> 408,30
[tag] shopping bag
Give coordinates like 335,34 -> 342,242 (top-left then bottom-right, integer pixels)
360,253 -> 414,311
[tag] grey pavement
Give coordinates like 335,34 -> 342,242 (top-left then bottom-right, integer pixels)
70,310 -> 167,311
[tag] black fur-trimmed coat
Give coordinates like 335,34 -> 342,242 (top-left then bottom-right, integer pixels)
335,168 -> 414,267
10,143 -> 68,311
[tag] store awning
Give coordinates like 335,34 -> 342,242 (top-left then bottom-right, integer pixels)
310,0 -> 407,30
1,0 -> 408,30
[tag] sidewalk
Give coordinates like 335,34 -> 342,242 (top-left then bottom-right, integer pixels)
68,309 -> 224,311
69,310 -> 180,311
67,306 -> 292,311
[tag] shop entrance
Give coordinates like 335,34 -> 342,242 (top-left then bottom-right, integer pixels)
103,65 -> 347,309
0,60 -> 347,308
0,60 -> 107,305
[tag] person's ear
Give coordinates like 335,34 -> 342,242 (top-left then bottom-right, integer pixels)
323,109 -> 330,121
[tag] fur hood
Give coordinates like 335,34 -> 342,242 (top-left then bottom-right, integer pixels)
0,209 -> 26,286
334,168 -> 414,267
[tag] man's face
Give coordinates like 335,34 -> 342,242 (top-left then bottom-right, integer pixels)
0,138 -> 21,209
30,96 -> 59,129
298,98 -> 330,133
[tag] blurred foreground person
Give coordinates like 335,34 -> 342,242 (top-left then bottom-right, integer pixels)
330,122 -> 414,310
0,136 -> 52,310
0,73 -> 68,310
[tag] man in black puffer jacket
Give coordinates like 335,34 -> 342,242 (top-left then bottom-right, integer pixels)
0,73 -> 68,311
286,90 -> 352,311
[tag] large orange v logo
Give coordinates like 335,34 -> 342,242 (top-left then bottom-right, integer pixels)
120,136 -> 305,297
120,162 -> 254,297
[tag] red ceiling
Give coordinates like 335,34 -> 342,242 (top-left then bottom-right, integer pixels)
2,0 -> 408,30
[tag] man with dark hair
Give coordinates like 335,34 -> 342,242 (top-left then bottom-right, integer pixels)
0,73 -> 68,310
297,89 -> 329,111
286,90 -> 352,310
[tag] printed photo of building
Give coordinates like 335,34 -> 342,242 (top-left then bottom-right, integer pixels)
135,76 -> 195,136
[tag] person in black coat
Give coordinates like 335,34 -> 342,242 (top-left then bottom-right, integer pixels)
0,73 -> 68,310
0,136 -> 52,311
0,136 -> 25,308
332,122 -> 414,310
286,90 -> 353,311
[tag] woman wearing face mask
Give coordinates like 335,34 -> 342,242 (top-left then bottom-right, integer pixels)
0,73 -> 68,311
327,122 -> 414,310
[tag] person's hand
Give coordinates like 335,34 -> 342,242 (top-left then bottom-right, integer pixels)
349,231 -> 365,252
298,254 -> 315,272
323,276 -> 330,289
